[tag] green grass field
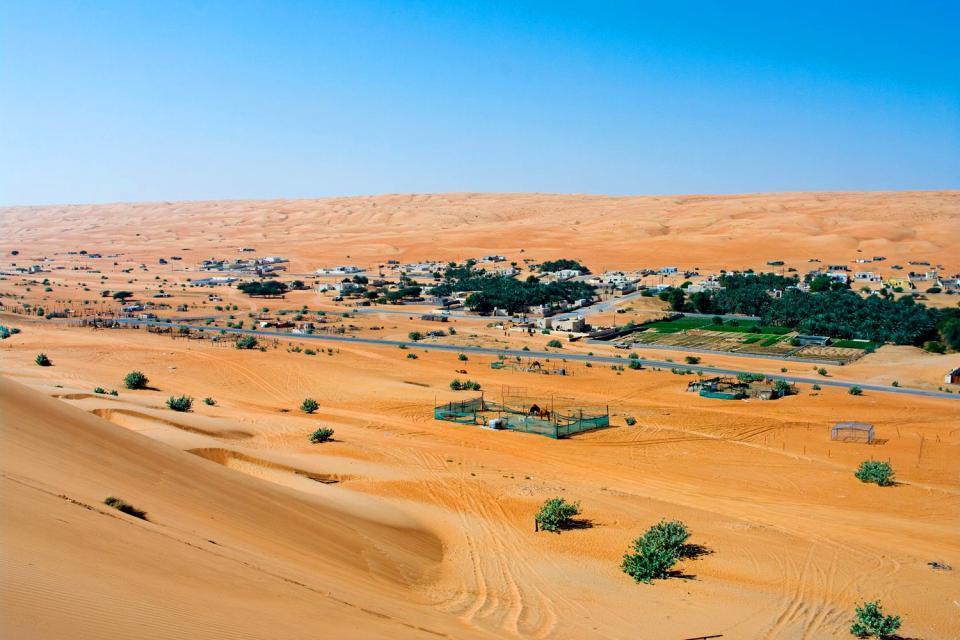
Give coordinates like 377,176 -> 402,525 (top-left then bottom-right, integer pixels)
831,339 -> 879,350
645,316 -> 791,336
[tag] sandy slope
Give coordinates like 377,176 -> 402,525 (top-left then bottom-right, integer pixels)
0,377 -> 491,640
1,318 -> 958,639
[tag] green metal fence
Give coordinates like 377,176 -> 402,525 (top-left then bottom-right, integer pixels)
434,398 -> 609,439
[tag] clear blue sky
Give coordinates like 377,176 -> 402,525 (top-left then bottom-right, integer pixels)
1,1 -> 958,205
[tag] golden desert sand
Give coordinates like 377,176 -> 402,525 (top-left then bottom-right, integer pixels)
1,191 -> 959,639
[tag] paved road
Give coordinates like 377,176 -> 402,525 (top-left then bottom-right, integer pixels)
116,318 -> 959,401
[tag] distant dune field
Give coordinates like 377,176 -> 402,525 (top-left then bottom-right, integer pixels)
2,191 -> 958,274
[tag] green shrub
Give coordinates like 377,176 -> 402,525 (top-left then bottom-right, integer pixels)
406,353 -> 418,359
848,386 -> 863,396
628,359 -> 642,370
166,395 -> 193,412
110,390 -> 119,396
891,380 -> 899,387
304,348 -> 316,355
235,335 -> 258,349
104,496 -> 148,520
449,379 -> 462,390
535,497 -> 581,533
817,367 -> 828,376
123,370 -> 149,390
855,461 -> 895,486
458,353 -> 468,361
923,340 -> 946,354
812,383 -> 821,390
94,387 -> 107,394
300,398 -> 319,414
309,427 -> 335,443
628,352 -> 639,359
624,416 -> 637,426
546,339 -> 563,348
621,520 -> 693,583
35,353 -> 52,366
850,600 -> 901,639
684,356 -> 700,365
203,397 -> 216,406
408,331 -> 423,342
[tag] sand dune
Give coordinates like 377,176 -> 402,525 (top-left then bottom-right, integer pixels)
0,377 -> 489,640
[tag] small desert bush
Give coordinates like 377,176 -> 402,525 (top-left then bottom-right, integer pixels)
104,496 -> 148,520
684,356 -> 700,365
535,497 -> 580,533
628,359 -> 642,370
203,397 -> 216,406
458,353 -> 468,361
35,353 -> 52,366
621,520 -> 694,583
624,416 -> 637,426
94,387 -> 107,394
235,335 -> 258,349
406,352 -> 418,359
300,398 -> 319,414
848,386 -> 863,396
123,370 -> 149,390
546,339 -> 563,348
166,395 -> 193,412
850,600 -> 901,639
855,461 -> 895,486
309,427 -> 335,443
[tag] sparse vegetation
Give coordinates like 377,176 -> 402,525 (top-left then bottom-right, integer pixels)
848,386 -> 863,396
94,387 -> 107,394
408,331 -> 423,342
684,356 -> 700,365
166,395 -> 193,412
855,461 -> 895,486
624,416 -> 637,426
309,427 -> 335,443
35,353 -> 52,366
104,496 -> 148,520
535,497 -> 581,533
449,379 -> 481,391
850,600 -> 901,639
123,370 -> 149,390
203,397 -> 216,406
458,353 -> 468,361
546,339 -> 563,348
300,398 -> 320,414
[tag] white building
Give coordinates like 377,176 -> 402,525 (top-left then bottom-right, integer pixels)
315,265 -> 364,276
